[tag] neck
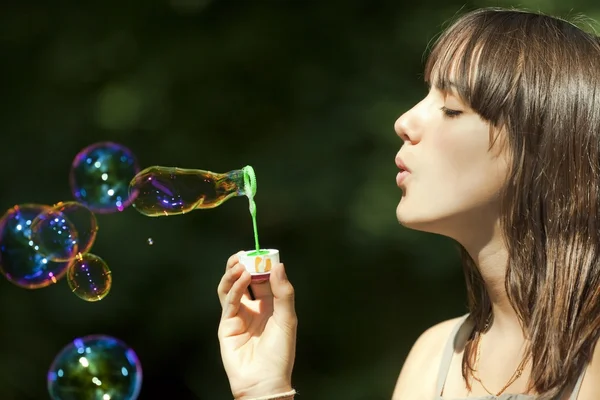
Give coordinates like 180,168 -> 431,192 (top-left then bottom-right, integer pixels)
461,224 -> 524,339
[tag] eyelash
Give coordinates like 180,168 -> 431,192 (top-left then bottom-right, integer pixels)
440,106 -> 462,118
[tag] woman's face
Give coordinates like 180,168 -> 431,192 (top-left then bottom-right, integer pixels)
394,82 -> 511,241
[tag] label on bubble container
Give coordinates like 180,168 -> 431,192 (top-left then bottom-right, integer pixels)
239,249 -> 280,281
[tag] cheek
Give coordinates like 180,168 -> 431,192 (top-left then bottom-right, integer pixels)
422,133 -> 507,202
446,157 -> 508,209
425,134 -> 469,183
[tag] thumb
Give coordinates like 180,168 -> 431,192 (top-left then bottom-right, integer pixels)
270,263 -> 297,328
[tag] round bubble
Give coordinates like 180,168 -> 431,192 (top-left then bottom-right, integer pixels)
68,253 -> 112,301
70,142 -> 140,214
0,204 -> 71,289
29,210 -> 78,262
32,202 -> 98,260
48,334 -> 142,400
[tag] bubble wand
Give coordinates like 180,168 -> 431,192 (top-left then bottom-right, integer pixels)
242,165 -> 260,253
239,165 -> 280,282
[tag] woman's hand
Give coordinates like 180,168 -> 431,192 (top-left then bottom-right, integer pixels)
217,252 -> 298,399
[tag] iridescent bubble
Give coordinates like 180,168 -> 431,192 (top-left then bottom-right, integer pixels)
70,142 -> 140,214
29,210 -> 78,262
68,253 -> 112,302
0,204 -> 71,289
48,334 -> 142,400
32,202 -> 98,260
128,166 -> 246,217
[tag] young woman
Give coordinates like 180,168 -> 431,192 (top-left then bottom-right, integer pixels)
216,7 -> 600,400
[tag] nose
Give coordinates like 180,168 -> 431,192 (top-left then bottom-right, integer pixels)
394,103 -> 423,144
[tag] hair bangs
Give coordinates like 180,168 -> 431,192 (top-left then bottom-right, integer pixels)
424,10 -> 527,128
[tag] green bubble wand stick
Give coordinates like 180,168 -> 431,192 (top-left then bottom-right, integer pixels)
242,166 -> 267,256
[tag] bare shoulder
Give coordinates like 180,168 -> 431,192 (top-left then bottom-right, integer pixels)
391,315 -> 467,400
574,335 -> 600,400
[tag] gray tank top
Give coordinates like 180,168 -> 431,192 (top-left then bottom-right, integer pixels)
434,314 -> 587,400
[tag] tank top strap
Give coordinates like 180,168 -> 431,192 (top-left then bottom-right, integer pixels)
567,363 -> 587,400
435,314 -> 471,396
434,314 -> 588,399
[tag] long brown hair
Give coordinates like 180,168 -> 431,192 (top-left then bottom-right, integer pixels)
424,7 -> 600,398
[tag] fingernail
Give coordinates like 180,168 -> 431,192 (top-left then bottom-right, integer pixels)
230,264 -> 241,275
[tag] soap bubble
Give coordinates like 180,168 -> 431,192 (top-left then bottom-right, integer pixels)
68,253 -> 112,302
0,204 -> 71,289
70,142 -> 140,214
48,334 -> 142,400
31,202 -> 98,260
29,209 -> 78,262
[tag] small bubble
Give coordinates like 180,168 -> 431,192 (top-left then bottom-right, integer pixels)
67,253 -> 112,302
70,142 -> 140,214
0,204 -> 71,289
48,335 -> 142,400
29,211 -> 78,262
30,201 -> 98,262
147,238 -> 153,245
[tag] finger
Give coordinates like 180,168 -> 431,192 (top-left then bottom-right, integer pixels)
222,269 -> 252,319
269,263 -> 297,328
225,251 -> 244,272
217,263 -> 249,307
249,273 -> 274,299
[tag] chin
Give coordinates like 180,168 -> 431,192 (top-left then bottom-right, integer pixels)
396,201 -> 425,229
396,201 -> 447,235
397,215 -> 429,232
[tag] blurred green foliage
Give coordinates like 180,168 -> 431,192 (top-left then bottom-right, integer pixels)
0,0 -> 599,399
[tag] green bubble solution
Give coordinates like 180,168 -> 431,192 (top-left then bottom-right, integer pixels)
242,166 -> 262,253
129,165 -> 262,252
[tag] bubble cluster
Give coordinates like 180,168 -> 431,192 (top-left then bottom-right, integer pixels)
68,253 -> 112,302
70,142 -> 140,214
0,204 -> 71,289
48,334 -> 142,400
0,141 -> 137,298
0,135 -> 263,398
0,141 -> 152,398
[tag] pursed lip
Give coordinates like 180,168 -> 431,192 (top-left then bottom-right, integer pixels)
395,156 -> 411,173
395,155 -> 411,187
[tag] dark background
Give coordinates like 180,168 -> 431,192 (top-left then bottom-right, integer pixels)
1,1 -> 598,399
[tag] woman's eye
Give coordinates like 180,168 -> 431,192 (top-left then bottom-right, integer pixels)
440,106 -> 462,118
